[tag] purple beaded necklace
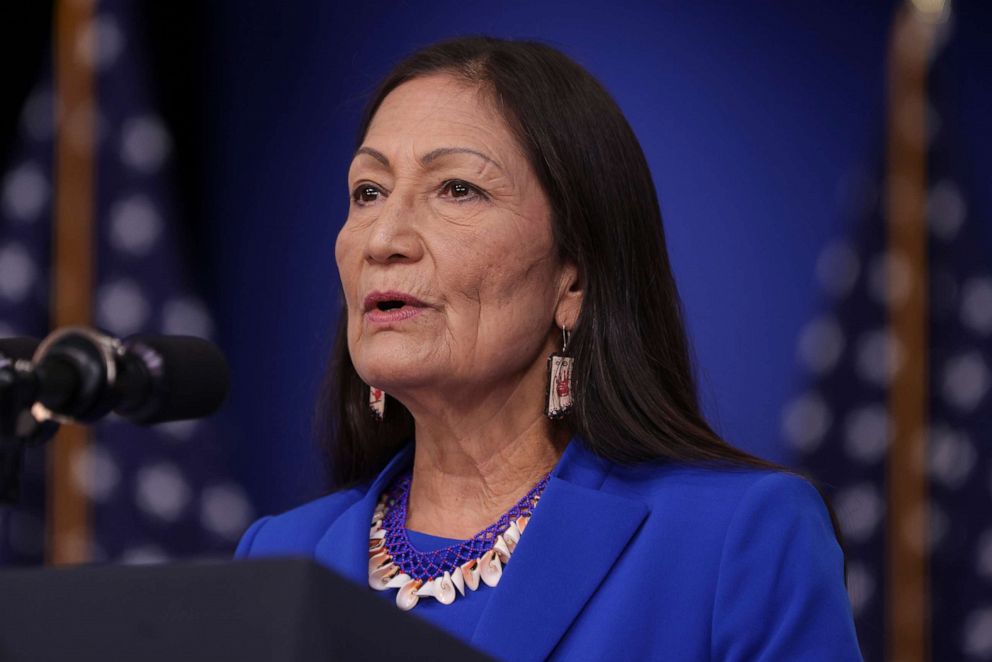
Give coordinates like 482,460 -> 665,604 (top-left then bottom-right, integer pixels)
368,470 -> 551,610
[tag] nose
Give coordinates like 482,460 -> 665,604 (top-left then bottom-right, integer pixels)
364,194 -> 424,265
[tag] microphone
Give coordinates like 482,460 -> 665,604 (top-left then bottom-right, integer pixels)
31,327 -> 230,425
0,336 -> 40,364
1,337 -> 57,446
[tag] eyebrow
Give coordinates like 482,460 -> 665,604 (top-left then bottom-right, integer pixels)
352,146 -> 503,172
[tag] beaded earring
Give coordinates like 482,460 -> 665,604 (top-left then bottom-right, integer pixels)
369,385 -> 385,420
545,326 -> 574,420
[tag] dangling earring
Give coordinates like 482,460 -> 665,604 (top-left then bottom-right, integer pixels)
545,326 -> 574,420
369,385 -> 385,420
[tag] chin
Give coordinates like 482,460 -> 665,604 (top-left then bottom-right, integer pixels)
352,352 -> 438,393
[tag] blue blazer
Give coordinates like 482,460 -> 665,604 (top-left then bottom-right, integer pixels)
235,439 -> 862,661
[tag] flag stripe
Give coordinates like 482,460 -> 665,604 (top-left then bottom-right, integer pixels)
48,0 -> 96,565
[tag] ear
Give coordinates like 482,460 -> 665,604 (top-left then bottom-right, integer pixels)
554,261 -> 583,331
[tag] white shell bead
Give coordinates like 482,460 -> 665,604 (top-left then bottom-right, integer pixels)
461,559 -> 481,591
369,528 -> 386,540
435,572 -> 456,605
504,521 -> 521,545
396,579 -> 422,611
416,580 -> 436,598
451,566 -> 465,596
480,550 -> 502,587
493,535 -> 511,564
368,538 -> 385,554
369,563 -> 399,590
368,551 -> 390,573
516,515 -> 530,533
385,572 -> 412,589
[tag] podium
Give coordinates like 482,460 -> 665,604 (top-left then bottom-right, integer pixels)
0,557 -> 491,661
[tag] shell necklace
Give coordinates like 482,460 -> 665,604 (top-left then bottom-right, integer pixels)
368,470 -> 550,611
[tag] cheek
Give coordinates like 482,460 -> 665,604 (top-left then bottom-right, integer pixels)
335,224 -> 361,297
485,250 -> 554,307
478,209 -> 558,307
335,224 -> 366,360
437,221 -> 559,345
333,223 -> 351,274
336,244 -> 355,362
439,226 -> 552,300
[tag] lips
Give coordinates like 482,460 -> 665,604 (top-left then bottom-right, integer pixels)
362,290 -> 430,324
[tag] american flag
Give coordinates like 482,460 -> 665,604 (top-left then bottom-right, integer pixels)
0,0 -> 252,565
0,61 -> 53,566
783,5 -> 992,660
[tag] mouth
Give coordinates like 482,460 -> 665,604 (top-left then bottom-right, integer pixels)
362,290 -> 430,324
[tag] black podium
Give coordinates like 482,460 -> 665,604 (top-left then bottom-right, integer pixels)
0,557 -> 491,661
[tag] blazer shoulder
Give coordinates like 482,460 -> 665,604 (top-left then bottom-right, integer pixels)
603,460 -> 856,658
607,459 -> 823,512
602,459 -> 833,546
706,470 -> 857,659
235,484 -> 368,558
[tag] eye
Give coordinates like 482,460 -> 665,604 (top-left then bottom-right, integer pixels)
351,183 -> 384,206
439,179 -> 486,202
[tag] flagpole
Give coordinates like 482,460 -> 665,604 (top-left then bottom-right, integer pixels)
48,0 -> 96,565
885,1 -> 947,659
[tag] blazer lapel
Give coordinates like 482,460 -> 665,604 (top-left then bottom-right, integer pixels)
470,442 -> 649,661
314,444 -> 414,584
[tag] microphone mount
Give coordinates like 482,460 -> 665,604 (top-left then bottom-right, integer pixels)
0,337 -> 58,505
0,326 -> 230,505
31,327 -> 122,425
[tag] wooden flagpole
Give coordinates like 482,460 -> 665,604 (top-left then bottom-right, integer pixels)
48,0 -> 96,565
885,0 -> 947,659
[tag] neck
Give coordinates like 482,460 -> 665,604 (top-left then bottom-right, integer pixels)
400,379 -> 569,539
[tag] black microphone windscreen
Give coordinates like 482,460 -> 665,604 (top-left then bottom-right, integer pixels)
117,335 -> 230,425
0,337 -> 40,362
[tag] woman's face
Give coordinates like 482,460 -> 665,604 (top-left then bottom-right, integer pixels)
335,74 -> 577,403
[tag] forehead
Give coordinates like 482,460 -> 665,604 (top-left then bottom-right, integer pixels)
363,74 -> 520,158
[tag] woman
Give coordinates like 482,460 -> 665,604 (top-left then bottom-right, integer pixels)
236,36 -> 862,660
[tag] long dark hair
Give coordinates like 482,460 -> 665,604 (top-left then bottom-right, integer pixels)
319,36 -> 784,487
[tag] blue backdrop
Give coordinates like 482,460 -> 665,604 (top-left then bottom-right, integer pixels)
4,4 -> 991,656
201,1 -> 899,515
196,1 -> 988,519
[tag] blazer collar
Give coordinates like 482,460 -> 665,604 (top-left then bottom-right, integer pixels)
314,443 -> 414,584
470,440 -> 648,660
314,438 -> 648,661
